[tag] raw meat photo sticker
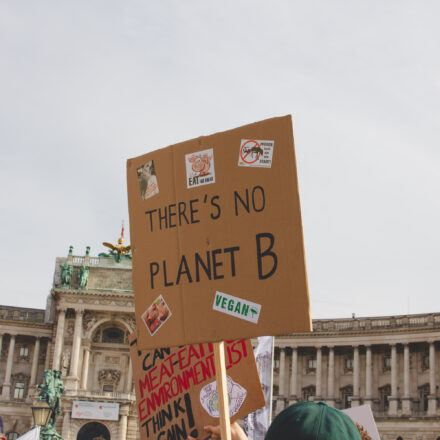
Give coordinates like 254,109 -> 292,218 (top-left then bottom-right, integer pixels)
185,148 -> 216,188
238,140 -> 274,168
137,160 -> 159,200
141,294 -> 172,336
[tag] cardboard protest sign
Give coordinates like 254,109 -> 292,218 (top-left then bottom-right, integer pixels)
129,334 -> 265,440
127,115 -> 312,349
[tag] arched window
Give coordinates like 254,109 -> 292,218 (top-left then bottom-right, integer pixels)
102,327 -> 124,343
396,437 -> 403,440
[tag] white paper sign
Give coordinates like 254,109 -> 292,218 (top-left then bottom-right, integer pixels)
71,401 -> 120,421
243,336 -> 274,440
342,404 -> 380,440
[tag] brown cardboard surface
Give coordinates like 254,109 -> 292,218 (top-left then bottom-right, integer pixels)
127,115 -> 312,349
129,334 -> 265,440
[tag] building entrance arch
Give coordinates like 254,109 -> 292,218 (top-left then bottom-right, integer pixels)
77,422 -> 110,440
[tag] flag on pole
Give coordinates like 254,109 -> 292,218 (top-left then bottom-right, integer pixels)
17,427 -> 40,440
244,336 -> 274,440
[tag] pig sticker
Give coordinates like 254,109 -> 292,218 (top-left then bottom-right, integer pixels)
185,148 -> 216,188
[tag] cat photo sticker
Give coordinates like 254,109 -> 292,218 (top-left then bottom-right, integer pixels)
137,160 -> 159,200
141,294 -> 172,336
185,148 -> 216,188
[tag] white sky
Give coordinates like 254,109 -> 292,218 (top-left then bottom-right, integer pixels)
1,1 -> 439,319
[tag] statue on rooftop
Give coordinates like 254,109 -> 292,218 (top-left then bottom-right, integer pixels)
79,265 -> 90,288
60,263 -> 73,287
99,222 -> 131,262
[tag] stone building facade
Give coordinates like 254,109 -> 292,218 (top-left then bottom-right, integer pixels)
0,246 -> 439,439
273,315 -> 440,438
0,247 -> 138,440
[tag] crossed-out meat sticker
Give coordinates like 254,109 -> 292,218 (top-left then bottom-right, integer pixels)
238,139 -> 274,168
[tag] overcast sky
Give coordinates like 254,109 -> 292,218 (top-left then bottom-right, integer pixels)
1,1 -> 439,319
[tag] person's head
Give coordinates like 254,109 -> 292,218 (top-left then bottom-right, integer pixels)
265,401 -> 362,440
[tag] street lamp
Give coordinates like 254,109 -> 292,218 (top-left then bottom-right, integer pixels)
31,401 -> 52,428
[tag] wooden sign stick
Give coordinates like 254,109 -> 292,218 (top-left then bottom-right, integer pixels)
213,341 -> 232,440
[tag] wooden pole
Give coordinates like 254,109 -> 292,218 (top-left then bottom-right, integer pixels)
213,341 -> 232,440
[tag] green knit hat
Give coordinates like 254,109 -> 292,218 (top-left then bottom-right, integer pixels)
265,402 -> 362,440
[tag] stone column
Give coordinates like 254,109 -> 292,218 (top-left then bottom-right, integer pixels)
53,307 -> 67,370
0,334 -> 3,359
80,347 -> 90,390
276,348 -> 286,413
364,345 -> 373,407
402,343 -> 411,415
2,334 -> 16,398
119,405 -> 129,440
352,346 -> 360,407
30,337 -> 41,386
388,344 -> 398,416
44,340 -> 52,371
289,347 -> 298,404
316,346 -> 322,400
69,309 -> 84,379
62,408 -> 71,440
125,355 -> 133,393
428,341 -> 437,415
327,346 -> 335,406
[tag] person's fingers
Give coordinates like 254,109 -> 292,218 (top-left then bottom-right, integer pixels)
187,436 -> 196,440
204,425 -> 221,439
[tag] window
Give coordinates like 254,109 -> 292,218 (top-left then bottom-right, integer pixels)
396,437 -> 403,440
6,433 -> 19,440
418,384 -> 429,411
302,385 -> 315,402
14,382 -> 25,399
344,358 -> 354,372
340,385 -> 353,409
19,346 -> 29,357
103,384 -> 114,392
306,358 -> 316,373
422,354 -> 429,370
101,327 -> 124,344
383,356 -> 391,371
379,384 -> 391,412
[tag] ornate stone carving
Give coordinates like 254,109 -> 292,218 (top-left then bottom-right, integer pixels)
121,315 -> 136,331
98,369 -> 121,387
61,349 -> 71,377
66,319 -> 75,336
83,311 -> 98,331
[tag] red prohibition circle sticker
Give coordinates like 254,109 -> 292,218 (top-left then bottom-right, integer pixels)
240,140 -> 262,164
238,139 -> 274,168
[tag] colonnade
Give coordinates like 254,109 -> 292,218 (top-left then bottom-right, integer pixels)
0,333 -> 51,399
275,342 -> 438,416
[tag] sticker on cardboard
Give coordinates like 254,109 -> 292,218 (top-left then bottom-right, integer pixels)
200,375 -> 247,417
185,148 -> 216,188
213,291 -> 261,324
137,160 -> 159,200
141,294 -> 172,336
238,140 -> 274,168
